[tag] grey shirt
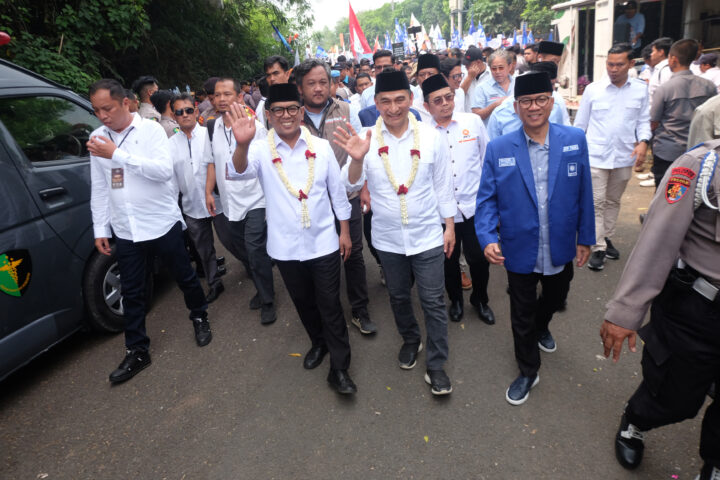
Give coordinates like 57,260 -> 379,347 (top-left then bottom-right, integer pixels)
650,70 -> 717,162
525,131 -> 563,275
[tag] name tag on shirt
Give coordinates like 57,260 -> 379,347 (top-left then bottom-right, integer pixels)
499,157 -> 515,167
111,168 -> 124,189
567,163 -> 578,177
563,144 -> 579,152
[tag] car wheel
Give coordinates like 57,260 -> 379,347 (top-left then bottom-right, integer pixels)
83,246 -> 153,333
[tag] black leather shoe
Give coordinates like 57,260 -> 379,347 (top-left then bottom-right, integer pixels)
249,293 -> 262,310
303,345 -> 328,369
216,256 -> 225,266
448,300 -> 463,322
398,342 -> 422,369
109,349 -> 151,383
216,264 -> 227,277
206,282 -> 225,303
471,299 -> 496,325
615,414 -> 645,469
192,316 -> 212,346
260,303 -> 276,325
327,369 -> 357,394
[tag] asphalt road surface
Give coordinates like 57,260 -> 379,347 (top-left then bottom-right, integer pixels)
1,177 -> 709,479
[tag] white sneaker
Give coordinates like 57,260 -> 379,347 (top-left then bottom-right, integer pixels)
636,172 -> 654,180
639,179 -> 655,187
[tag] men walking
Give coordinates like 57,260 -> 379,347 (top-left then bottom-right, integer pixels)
169,93 -> 231,303
476,72 -> 594,405
226,84 -> 357,395
601,139 -> 720,480
294,59 -> 376,335
204,77 -> 276,324
573,43 -> 652,271
422,74 -> 495,325
336,71 -> 457,396
87,79 -> 211,384
650,39 -> 716,189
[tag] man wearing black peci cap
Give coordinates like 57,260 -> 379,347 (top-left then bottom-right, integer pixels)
335,70 -> 457,396
412,53 -> 442,123
225,83 -> 357,395
422,74 -> 495,326
537,41 -> 565,65
476,71 -> 595,405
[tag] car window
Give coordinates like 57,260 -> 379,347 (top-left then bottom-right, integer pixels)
0,96 -> 101,164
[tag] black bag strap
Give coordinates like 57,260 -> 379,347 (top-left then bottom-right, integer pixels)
206,118 -> 216,142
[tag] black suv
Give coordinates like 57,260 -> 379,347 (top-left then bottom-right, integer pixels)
0,59 -> 142,380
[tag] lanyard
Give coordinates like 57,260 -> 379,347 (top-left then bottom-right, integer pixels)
187,136 -> 193,159
107,126 -> 135,150
223,127 -> 234,154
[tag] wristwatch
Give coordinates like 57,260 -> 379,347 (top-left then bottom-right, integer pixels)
639,139 -> 650,145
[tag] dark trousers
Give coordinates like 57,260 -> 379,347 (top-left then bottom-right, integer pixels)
115,221 -> 207,351
215,212 -> 244,268
506,263 -> 573,377
626,275 -> 720,468
185,215 -> 230,289
651,155 -> 672,190
276,251 -> 351,370
335,197 -> 370,317
377,246 -> 448,369
228,208 -> 274,305
444,216 -> 490,305
363,209 -> 381,265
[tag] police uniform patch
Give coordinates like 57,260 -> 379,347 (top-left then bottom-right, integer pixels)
666,175 -> 691,204
671,167 -> 696,180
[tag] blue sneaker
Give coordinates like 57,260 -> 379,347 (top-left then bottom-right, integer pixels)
538,331 -> 557,353
505,374 -> 539,405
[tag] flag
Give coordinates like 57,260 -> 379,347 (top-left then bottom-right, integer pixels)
548,30 -> 554,41
339,33 -> 345,52
373,36 -> 380,53
522,22 -> 528,47
469,17 -> 476,36
477,21 -> 485,38
512,30 -> 518,46
394,18 -> 403,43
384,31 -> 392,50
316,46 -> 327,58
527,30 -> 535,44
271,23 -> 293,52
410,13 -> 420,27
294,48 -> 300,66
349,3 -> 372,57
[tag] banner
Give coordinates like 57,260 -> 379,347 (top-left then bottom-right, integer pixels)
349,3 -> 372,57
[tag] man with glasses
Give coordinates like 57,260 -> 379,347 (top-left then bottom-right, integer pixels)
573,43 -> 651,272
336,70 -> 457,396
423,74 -> 494,326
476,71 -> 594,405
225,84 -> 357,395
440,58 -> 466,113
203,77 -> 277,324
170,93 -> 233,304
471,50 -> 515,124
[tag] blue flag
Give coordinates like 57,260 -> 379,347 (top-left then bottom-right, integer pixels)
527,30 -> 535,44
271,23 -> 293,53
385,31 -> 392,50
469,18 -> 476,36
548,30 -> 554,41
512,30 -> 518,46
394,18 -> 404,43
522,22 -> 528,47
316,46 -> 327,58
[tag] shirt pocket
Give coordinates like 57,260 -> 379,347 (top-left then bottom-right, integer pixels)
622,100 -> 643,131
591,101 -> 611,120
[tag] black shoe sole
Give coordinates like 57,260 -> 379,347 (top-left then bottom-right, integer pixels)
109,359 -> 151,384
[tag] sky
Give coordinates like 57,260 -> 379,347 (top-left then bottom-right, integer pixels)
309,0 -> 394,32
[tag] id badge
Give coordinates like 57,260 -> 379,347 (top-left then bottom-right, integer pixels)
111,168 -> 124,189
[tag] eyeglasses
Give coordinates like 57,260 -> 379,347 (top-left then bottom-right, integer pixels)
174,107 -> 195,116
269,105 -> 301,117
430,92 -> 455,106
451,73 -> 465,81
516,95 -> 551,108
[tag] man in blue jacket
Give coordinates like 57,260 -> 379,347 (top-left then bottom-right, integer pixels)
475,71 -> 594,405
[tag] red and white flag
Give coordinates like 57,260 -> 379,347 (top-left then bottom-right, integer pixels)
349,3 -> 372,57
373,36 -> 380,53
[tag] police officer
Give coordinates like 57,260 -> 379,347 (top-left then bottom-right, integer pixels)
602,140 -> 720,480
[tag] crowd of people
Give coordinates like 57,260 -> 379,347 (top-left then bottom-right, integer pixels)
86,36 -> 719,479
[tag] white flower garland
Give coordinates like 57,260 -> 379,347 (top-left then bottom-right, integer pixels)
267,126 -> 315,228
375,113 -> 421,225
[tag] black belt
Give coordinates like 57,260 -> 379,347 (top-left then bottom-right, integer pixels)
669,264 -> 720,305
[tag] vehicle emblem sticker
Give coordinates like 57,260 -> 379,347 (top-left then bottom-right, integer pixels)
0,249 -> 32,297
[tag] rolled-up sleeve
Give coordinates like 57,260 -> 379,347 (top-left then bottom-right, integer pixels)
432,132 -> 457,219
341,157 -> 366,192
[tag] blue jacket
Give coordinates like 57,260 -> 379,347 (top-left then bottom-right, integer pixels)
475,124 -> 595,274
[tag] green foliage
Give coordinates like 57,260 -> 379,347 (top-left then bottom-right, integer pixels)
0,0 -> 312,94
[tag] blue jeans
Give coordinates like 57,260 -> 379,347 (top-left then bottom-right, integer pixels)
376,246 -> 448,369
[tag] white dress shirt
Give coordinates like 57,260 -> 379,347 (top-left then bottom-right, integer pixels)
648,58 -> 671,105
430,112 -> 489,222
574,76 -> 651,169
700,67 -> 720,93
203,116 -> 266,221
226,129 -> 351,261
170,124 -> 222,219
342,120 -> 456,256
453,87 -> 466,113
90,113 -> 182,241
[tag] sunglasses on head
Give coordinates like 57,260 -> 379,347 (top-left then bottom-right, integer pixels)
174,107 -> 195,116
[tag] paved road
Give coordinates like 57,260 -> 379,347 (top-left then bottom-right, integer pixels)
1,179 -> 709,479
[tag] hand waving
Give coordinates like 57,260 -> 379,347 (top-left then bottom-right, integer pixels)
333,121 -> 372,162
225,102 -> 256,146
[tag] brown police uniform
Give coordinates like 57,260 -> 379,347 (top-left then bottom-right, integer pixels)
606,139 -> 720,468
159,115 -> 180,138
138,102 -> 161,122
